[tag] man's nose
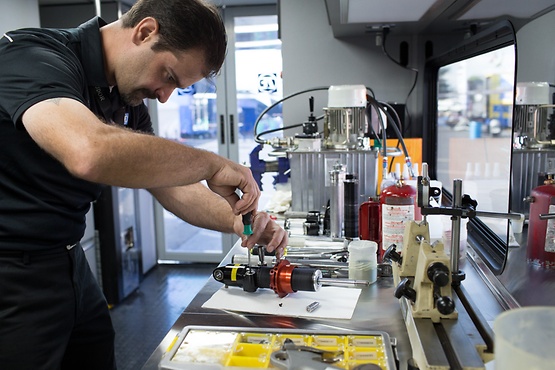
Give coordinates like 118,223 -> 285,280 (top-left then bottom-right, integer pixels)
157,86 -> 175,103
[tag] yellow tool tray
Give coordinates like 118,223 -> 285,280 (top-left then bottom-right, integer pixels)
159,326 -> 396,370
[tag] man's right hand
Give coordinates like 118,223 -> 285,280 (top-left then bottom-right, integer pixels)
206,157 -> 260,216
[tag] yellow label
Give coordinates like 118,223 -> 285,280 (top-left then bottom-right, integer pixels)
231,264 -> 241,281
353,351 -> 379,360
314,336 -> 338,346
352,337 -> 378,347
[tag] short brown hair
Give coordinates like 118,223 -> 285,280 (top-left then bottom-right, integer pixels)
121,0 -> 227,78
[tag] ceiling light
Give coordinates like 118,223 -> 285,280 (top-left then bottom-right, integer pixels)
457,0 -> 555,20
341,0 -> 438,23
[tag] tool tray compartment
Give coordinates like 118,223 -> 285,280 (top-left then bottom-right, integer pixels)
159,326 -> 396,369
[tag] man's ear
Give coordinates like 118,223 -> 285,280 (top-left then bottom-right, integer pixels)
132,17 -> 159,46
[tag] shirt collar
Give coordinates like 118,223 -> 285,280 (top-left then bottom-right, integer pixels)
77,17 -> 109,88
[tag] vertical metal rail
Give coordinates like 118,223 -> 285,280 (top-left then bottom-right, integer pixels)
94,0 -> 101,18
450,179 -> 463,275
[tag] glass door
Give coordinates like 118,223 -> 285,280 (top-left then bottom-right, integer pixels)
231,8 -> 283,210
152,5 -> 281,263
152,78 -> 229,263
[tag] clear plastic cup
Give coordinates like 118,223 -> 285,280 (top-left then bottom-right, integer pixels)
494,307 -> 555,369
348,240 -> 378,284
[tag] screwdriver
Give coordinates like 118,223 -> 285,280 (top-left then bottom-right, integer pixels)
242,212 -> 253,236
242,212 -> 253,270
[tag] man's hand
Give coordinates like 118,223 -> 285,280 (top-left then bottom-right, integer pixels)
239,212 -> 288,259
206,159 -> 260,215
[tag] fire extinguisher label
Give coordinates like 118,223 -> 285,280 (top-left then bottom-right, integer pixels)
382,204 -> 414,251
545,205 -> 555,253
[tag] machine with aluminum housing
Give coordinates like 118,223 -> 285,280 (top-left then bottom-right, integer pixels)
287,85 -> 379,217
252,84 -> 416,240
512,82 -> 555,217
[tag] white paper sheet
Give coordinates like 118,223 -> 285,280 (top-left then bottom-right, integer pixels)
202,286 -> 362,319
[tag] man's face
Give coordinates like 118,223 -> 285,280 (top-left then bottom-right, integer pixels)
116,45 -> 207,106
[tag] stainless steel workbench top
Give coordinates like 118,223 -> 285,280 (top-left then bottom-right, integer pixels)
141,235 -> 509,370
141,239 -> 413,369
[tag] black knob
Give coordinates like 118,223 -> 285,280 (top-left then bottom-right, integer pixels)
242,270 -> 258,292
461,194 -> 478,210
383,244 -> 402,264
436,295 -> 455,315
427,262 -> 450,287
394,278 -> 416,302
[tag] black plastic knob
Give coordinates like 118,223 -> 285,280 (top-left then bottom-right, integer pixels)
383,244 -> 402,264
427,262 -> 450,287
394,278 -> 416,302
436,295 -> 455,315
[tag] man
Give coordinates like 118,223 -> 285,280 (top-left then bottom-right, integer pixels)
0,0 -> 288,369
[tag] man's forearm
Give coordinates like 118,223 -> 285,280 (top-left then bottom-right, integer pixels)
22,98 -> 260,215
24,98 -> 222,188
150,183 -> 242,235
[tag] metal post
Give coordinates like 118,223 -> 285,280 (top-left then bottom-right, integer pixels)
95,0 -> 101,18
450,179 -> 462,275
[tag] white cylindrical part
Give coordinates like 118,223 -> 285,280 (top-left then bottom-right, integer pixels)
328,85 -> 367,108
412,163 -> 420,178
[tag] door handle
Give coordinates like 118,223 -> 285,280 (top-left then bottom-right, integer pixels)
219,114 -> 225,144
229,114 -> 235,144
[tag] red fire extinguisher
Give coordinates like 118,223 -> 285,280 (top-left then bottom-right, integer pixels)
527,177 -> 555,269
359,196 -> 381,252
379,178 -> 420,260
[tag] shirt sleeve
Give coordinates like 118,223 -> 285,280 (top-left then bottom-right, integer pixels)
0,33 -> 86,128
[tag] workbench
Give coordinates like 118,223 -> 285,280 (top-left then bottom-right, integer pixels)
141,235 -> 507,370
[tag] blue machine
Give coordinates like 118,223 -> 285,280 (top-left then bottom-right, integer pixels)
249,144 -> 290,190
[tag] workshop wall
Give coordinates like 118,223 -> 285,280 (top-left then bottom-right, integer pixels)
0,0 -> 40,35
280,0 -> 418,137
279,3 -> 555,140
40,3 -> 119,28
516,9 -> 555,84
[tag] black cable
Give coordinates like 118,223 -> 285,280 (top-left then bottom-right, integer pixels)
366,86 -> 376,99
364,102 -> 378,140
364,88 -> 379,142
381,27 -> 419,136
367,95 -> 388,158
366,91 -> 411,176
254,86 -> 330,144
255,123 -> 304,142
403,71 -> 418,135
379,101 -> 410,175
377,102 -> 405,150
255,114 -> 324,143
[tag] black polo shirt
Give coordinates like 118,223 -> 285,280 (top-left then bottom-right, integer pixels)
0,18 -> 153,251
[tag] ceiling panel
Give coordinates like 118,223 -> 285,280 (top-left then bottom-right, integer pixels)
457,0 -> 555,20
345,0 -> 438,23
326,0 -> 555,37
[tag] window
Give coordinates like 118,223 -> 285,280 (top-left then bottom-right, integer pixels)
424,21 -> 517,274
